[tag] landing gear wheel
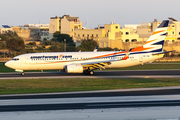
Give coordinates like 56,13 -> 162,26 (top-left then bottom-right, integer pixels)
83,70 -> 94,75
89,71 -> 94,75
21,72 -> 24,76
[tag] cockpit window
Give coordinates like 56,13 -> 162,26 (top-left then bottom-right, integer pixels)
12,58 -> 19,61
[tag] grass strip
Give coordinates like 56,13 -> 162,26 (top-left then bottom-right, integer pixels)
0,78 -> 180,95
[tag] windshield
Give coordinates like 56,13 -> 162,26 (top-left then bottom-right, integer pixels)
12,58 -> 19,61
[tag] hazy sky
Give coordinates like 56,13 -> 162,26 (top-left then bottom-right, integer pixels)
0,0 -> 180,28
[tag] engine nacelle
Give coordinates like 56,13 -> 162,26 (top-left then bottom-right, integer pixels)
65,64 -> 83,73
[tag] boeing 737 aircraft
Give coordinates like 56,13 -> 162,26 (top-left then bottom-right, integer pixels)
5,20 -> 169,76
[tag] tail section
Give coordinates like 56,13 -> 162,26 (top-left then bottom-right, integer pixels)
143,20 -> 169,52
131,20 -> 169,53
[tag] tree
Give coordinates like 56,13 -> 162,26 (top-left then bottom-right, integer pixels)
98,47 -> 113,51
77,39 -> 98,51
49,42 -> 63,52
52,31 -> 75,52
52,31 -> 74,43
0,42 -> 4,49
6,38 -> 25,51
27,42 -> 36,46
0,34 -> 6,41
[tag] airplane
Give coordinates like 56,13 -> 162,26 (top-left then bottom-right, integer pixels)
5,20 -> 169,76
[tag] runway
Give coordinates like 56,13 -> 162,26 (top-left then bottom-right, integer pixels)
1,69 -> 180,79
1,87 -> 180,119
1,70 -> 180,119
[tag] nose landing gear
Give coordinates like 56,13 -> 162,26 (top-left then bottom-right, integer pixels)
21,72 -> 25,76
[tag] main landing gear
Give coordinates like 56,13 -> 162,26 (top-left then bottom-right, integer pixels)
83,70 -> 94,75
21,72 -> 24,76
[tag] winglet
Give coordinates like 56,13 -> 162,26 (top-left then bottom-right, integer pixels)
93,46 -> 98,52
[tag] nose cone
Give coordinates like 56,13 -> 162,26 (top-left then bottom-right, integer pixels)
5,61 -> 12,68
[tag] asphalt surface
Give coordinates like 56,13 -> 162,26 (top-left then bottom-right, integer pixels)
1,100 -> 180,112
0,69 -> 180,79
1,88 -> 180,100
1,88 -> 180,112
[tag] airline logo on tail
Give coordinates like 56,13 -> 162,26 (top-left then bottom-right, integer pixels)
142,20 -> 169,52
130,20 -> 169,53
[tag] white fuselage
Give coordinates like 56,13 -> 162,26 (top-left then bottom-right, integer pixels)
5,51 -> 163,71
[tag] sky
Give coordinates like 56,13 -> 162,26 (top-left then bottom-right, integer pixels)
0,0 -> 180,28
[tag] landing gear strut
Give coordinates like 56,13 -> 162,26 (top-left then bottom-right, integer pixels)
83,70 -> 94,75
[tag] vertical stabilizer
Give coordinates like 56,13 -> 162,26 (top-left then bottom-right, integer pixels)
142,20 -> 169,52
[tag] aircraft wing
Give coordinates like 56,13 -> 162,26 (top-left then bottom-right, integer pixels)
81,49 -> 131,70
82,59 -> 116,70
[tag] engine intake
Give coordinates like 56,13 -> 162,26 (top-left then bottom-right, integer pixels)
65,64 -> 83,73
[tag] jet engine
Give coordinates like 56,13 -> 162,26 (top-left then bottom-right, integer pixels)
65,64 -> 83,73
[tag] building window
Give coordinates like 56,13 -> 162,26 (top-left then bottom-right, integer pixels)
179,32 -> 180,35
126,32 -> 129,35
125,39 -> 129,42
116,26 -> 118,29
172,25 -> 175,27
96,34 -> 98,37
172,31 -> 174,34
78,34 -> 80,37
83,34 -> 84,37
92,34 -> 94,37
87,34 -> 89,37
101,42 -> 104,48
121,32 -> 123,35
131,39 -> 137,42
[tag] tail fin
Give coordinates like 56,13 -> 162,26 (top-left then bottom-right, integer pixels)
142,20 -> 169,52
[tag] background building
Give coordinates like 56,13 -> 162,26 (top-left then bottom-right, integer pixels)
0,25 -> 13,34
74,22 -> 123,49
49,15 -> 82,39
11,24 -> 49,45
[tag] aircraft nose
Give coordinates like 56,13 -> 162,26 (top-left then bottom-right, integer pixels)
5,61 -> 12,68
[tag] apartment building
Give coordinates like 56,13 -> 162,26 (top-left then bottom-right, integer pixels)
120,27 -> 139,42
49,15 -> 82,39
74,22 -> 123,49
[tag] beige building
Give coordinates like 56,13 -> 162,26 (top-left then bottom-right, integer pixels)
74,22 -> 123,49
120,27 -> 139,42
49,15 -> 82,39
137,22 -> 153,42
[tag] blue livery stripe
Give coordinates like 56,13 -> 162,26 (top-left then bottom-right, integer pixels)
158,20 -> 169,28
152,40 -> 164,45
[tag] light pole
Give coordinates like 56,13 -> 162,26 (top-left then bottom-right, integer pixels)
64,39 -> 66,52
